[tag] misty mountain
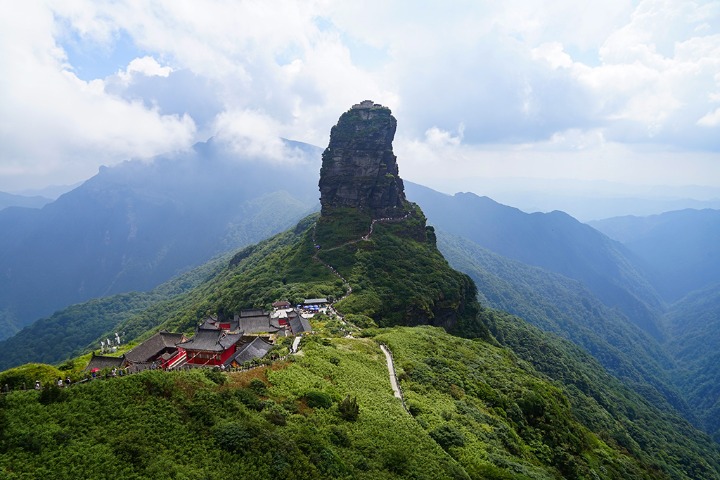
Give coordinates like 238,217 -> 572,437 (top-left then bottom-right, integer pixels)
435,231 -> 692,420
0,191 -> 52,211
0,138 -> 321,340
405,182 -> 665,340
590,208 -> 720,302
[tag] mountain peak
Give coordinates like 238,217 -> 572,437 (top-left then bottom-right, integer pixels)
319,101 -> 407,218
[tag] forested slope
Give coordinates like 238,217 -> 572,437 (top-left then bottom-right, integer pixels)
436,232 -> 691,419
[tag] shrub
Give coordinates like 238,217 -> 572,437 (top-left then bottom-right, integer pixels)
282,398 -> 299,414
304,390 -> 333,409
328,426 -> 351,447
203,368 -> 226,385
265,406 -> 287,426
249,378 -> 267,395
345,314 -> 377,328
430,424 -> 466,451
212,421 -> 259,453
236,388 -> 263,411
407,401 -> 422,417
338,395 -> 359,421
38,384 -> 67,405
383,448 -> 409,475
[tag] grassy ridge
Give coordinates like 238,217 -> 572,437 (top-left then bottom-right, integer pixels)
4,328 -> 716,479
0,335 -> 467,479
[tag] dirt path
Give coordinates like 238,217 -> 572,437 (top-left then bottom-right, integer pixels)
380,344 -> 402,400
380,343 -> 408,412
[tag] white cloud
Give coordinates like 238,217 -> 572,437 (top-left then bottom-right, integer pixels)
0,2 -> 196,190
0,0 -> 718,193
698,107 -> 720,127
213,109 -> 297,163
119,56 -> 172,81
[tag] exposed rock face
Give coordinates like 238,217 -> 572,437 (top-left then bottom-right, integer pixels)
319,100 -> 408,218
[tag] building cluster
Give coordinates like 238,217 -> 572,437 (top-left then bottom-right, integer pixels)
85,299 -> 327,373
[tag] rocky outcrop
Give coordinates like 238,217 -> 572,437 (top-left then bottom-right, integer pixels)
319,100 -> 408,218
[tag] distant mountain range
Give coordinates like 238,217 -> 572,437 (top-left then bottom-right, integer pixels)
0,191 -> 52,210
405,182 -> 665,340
590,209 -> 720,302
0,138 -> 321,340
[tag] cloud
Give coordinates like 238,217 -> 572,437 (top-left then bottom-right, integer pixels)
213,109 -> 297,162
117,56 -> 173,83
0,3 -> 196,190
698,107 -> 720,127
1,0 -> 718,193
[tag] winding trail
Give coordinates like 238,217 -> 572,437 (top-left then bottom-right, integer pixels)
310,211 -> 413,308
310,212 -> 412,411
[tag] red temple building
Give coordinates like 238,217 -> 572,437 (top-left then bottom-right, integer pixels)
176,329 -> 244,366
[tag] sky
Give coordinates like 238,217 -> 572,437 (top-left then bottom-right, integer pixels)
1,0 -> 719,211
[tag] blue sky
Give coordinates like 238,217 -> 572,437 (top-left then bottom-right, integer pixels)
1,0 -> 719,209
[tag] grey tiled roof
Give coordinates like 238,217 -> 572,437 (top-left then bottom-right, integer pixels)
289,316 -> 312,334
239,309 -> 266,317
226,336 -> 273,365
177,329 -> 243,352
125,331 -> 186,363
238,314 -> 282,334
85,354 -> 126,371
303,298 -> 328,305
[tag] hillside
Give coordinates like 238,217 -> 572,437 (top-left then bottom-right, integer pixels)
435,232 -> 691,419
405,182 -> 665,340
3,314 -> 719,479
0,253 -> 230,371
664,284 -> 720,441
0,138 -> 320,340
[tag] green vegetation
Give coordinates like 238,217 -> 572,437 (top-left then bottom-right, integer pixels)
0,338 -> 468,479
665,284 -> 720,441
374,327 -> 695,479
0,363 -> 63,391
2,201 -> 719,478
480,309 -> 720,479
437,232 -> 690,418
4,328 -> 718,479
317,206 -> 483,335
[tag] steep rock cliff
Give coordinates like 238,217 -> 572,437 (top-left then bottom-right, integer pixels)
319,100 -> 408,218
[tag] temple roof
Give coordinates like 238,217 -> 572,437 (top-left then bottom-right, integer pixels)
177,329 -> 243,352
289,316 -> 312,335
85,354 -> 126,371
125,331 -> 186,363
226,336 -> 273,365
237,312 -> 282,334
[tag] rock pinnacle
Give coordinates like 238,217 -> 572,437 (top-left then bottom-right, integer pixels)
319,100 -> 408,218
